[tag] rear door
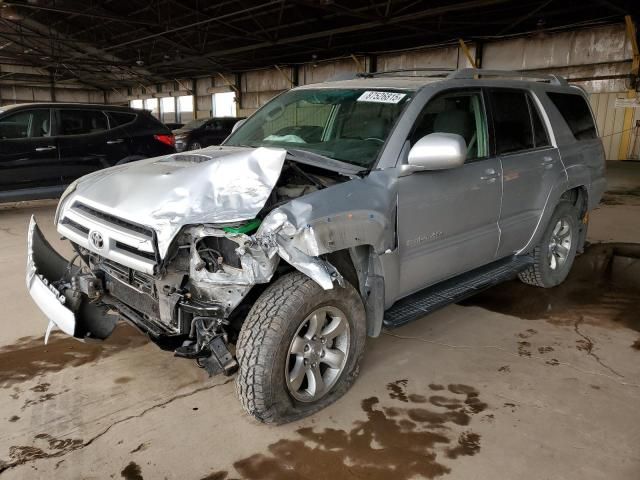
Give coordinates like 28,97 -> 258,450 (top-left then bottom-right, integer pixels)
0,108 -> 60,195
397,89 -> 502,296
55,108 -> 113,183
487,89 -> 563,257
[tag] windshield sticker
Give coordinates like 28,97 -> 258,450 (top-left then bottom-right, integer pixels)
357,91 -> 407,104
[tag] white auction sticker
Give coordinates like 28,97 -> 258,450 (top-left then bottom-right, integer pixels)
357,91 -> 407,104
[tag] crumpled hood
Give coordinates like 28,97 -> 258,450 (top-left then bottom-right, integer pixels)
60,146 -> 287,257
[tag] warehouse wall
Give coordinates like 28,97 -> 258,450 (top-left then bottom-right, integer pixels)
7,22 -> 630,158
0,83 -> 105,106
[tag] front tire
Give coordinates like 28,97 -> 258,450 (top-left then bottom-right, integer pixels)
235,272 -> 366,424
519,201 -> 579,288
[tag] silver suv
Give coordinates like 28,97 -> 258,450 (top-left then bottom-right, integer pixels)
27,69 -> 606,423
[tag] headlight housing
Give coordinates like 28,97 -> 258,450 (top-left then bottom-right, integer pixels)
54,180 -> 78,225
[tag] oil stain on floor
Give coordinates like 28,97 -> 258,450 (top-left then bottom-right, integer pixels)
0,324 -> 148,388
462,242 -> 640,345
204,380 -> 487,480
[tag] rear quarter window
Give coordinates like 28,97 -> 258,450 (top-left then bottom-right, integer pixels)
547,92 -> 597,140
108,111 -> 137,128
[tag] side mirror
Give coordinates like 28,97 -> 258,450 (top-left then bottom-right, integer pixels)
406,132 -> 466,171
231,119 -> 246,133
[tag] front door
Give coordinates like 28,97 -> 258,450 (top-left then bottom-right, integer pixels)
0,108 -> 60,196
397,89 -> 502,297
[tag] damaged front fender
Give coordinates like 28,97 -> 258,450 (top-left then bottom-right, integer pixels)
249,211 -> 342,290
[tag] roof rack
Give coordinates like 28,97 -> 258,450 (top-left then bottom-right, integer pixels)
448,68 -> 568,86
356,67 -> 455,79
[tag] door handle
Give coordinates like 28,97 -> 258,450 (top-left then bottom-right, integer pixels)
106,138 -> 124,144
480,168 -> 500,182
35,146 -> 56,152
540,156 -> 554,168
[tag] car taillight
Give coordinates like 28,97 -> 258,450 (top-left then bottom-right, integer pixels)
154,134 -> 175,147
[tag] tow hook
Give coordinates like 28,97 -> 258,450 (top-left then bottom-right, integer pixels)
174,317 -> 238,376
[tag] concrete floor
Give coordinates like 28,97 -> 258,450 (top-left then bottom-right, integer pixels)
1,163 -> 639,480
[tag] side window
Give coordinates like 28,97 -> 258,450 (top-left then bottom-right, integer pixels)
108,111 -> 136,127
0,109 -> 50,139
410,90 -> 489,160
527,95 -> 550,148
58,110 -> 109,136
547,92 -> 597,140
489,89 -> 534,154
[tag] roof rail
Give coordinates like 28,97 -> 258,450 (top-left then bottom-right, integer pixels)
448,68 -> 568,86
356,67 -> 455,79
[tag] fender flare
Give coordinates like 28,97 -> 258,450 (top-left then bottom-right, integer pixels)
518,171 -> 590,255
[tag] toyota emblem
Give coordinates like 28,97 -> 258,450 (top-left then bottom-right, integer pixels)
89,230 -> 105,250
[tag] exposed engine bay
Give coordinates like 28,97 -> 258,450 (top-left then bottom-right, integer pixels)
50,159 -> 350,375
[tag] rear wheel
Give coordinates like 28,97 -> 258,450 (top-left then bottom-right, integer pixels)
519,201 -> 579,288
235,272 -> 366,424
189,141 -> 202,150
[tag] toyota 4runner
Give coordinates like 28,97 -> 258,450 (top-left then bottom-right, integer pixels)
26,69 -> 606,424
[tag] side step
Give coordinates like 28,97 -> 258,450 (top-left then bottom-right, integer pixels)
383,255 -> 534,329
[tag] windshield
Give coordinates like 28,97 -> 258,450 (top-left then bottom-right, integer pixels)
224,88 -> 413,168
183,118 -> 210,129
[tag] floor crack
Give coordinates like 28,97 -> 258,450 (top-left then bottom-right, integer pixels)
0,377 -> 233,475
573,318 -> 624,378
382,332 -> 640,388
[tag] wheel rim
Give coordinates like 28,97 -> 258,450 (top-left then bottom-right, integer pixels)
548,217 -> 572,270
285,306 -> 350,403
190,142 -> 201,150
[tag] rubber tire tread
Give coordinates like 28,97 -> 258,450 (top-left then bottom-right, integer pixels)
235,271 -> 366,424
518,201 -> 579,288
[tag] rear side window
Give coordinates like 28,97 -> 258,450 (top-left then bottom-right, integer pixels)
108,111 -> 137,127
489,89 -> 534,154
59,109 -> 109,135
547,92 -> 597,140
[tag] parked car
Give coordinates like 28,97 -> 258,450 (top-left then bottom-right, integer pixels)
164,122 -> 184,131
173,116 -> 244,151
27,69 -> 605,424
0,103 -> 175,202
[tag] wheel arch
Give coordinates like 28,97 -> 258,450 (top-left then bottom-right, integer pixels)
519,179 -> 589,255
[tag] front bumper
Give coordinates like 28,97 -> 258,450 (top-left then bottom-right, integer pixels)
26,216 -> 115,342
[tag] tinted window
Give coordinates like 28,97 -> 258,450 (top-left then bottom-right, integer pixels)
108,111 -> 136,127
59,109 -> 108,135
527,96 -> 550,148
489,89 -> 534,154
547,92 -> 597,140
411,90 -> 489,160
0,109 -> 50,139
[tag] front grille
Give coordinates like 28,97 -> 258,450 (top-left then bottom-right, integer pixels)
115,241 -> 156,261
58,200 -> 157,274
61,217 -> 89,234
73,203 -> 153,239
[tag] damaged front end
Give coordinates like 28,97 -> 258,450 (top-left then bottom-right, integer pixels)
25,146 -> 357,377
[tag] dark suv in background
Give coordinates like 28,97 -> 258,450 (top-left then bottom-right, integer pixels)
173,116 -> 243,151
0,103 -> 175,202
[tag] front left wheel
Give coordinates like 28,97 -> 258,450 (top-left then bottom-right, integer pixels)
235,271 -> 366,424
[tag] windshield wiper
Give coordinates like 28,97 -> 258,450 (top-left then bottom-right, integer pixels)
286,148 -> 366,175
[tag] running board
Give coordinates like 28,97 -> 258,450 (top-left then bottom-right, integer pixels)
383,255 -> 534,329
